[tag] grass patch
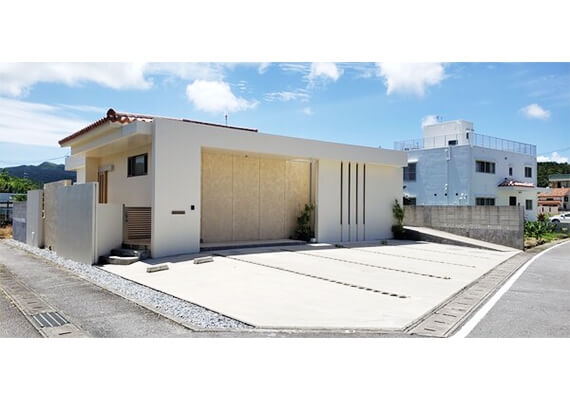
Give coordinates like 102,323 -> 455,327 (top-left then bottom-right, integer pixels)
524,230 -> 569,249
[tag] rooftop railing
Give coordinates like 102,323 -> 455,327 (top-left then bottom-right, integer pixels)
394,132 -> 536,156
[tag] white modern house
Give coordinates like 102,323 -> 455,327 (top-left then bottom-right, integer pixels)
394,120 -> 538,221
57,109 -> 407,261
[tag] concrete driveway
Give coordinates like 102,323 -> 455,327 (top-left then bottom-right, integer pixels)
101,241 -> 519,330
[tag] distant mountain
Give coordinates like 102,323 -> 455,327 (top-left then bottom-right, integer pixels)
4,162 -> 76,186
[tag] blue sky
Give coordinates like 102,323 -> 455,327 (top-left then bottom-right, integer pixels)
1,2 -> 568,168
0,62 -> 568,167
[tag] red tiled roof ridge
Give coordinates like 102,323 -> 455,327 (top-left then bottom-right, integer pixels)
59,108 -> 258,146
538,188 -> 570,197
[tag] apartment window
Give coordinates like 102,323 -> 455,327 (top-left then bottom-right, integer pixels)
128,153 -> 148,177
476,197 -> 495,206
403,162 -> 417,181
525,166 -> 532,178
476,160 -> 495,174
508,167 -> 513,176
525,199 -> 533,210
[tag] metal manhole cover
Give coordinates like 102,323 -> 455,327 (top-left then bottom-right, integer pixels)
31,312 -> 69,328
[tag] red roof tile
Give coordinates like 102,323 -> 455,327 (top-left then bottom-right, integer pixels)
538,188 -> 570,198
59,108 -> 258,146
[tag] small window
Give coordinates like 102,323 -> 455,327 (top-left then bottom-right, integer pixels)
403,197 -> 416,205
128,153 -> 148,177
508,167 -> 513,176
403,162 -> 417,182
509,196 -> 517,206
476,160 -> 495,174
476,197 -> 495,206
565,196 -> 569,202
525,167 -> 532,178
525,199 -> 533,210
448,140 -> 458,146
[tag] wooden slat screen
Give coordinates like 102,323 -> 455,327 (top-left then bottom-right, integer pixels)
125,207 -> 151,240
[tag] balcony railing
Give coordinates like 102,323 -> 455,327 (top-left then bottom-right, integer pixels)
394,132 -> 536,156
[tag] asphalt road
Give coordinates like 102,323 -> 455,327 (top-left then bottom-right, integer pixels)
468,239 -> 570,337
0,287 -> 42,338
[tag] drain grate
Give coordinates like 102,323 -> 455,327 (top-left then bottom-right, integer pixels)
31,312 -> 69,328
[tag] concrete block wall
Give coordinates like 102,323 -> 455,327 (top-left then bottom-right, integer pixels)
43,180 -> 72,251
54,183 -> 97,265
404,205 -> 524,249
26,189 -> 44,248
12,201 -> 26,243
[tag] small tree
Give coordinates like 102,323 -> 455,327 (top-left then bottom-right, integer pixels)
392,199 -> 406,237
294,203 -> 315,241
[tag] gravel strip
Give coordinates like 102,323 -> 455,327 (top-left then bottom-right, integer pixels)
4,239 -> 251,330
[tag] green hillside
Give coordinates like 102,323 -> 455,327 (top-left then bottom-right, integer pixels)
5,162 -> 76,187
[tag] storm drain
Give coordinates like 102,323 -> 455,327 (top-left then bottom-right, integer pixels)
31,312 -> 69,328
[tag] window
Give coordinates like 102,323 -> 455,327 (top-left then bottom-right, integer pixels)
565,196 -> 569,202
525,167 -> 532,178
448,140 -> 458,146
128,153 -> 148,177
476,197 -> 495,206
476,160 -> 495,174
525,199 -> 533,210
509,196 -> 517,206
403,162 -> 416,181
403,197 -> 416,205
508,167 -> 513,176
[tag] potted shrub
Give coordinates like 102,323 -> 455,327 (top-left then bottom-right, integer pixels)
391,199 -> 406,239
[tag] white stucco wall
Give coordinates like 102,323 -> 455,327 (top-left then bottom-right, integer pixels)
405,144 -> 536,211
150,118 -> 406,258
100,144 -> 153,207
96,203 -> 123,260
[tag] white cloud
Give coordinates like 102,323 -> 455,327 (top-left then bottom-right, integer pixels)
303,107 -> 314,116
537,152 -> 568,163
264,89 -> 310,102
185,80 -> 258,113
0,63 -> 152,96
308,62 -> 342,82
258,63 -> 271,74
0,97 -> 90,146
520,103 -> 551,120
145,63 -> 226,81
0,62 -> 230,97
421,115 -> 439,128
376,63 -> 446,96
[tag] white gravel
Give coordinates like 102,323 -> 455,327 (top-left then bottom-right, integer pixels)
5,239 -> 251,330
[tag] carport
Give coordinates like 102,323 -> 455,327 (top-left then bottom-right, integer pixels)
101,241 -> 519,330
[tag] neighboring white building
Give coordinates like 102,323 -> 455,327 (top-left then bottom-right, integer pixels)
59,109 -> 407,260
394,120 -> 538,221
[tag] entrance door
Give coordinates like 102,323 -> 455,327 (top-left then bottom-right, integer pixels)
98,171 -> 108,204
509,196 -> 517,206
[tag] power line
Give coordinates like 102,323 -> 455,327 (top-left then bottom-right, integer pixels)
537,146 -> 570,156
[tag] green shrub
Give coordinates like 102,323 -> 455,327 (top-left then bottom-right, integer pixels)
294,203 -> 315,241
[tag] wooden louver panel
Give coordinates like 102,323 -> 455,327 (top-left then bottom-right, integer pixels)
125,207 -> 151,240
